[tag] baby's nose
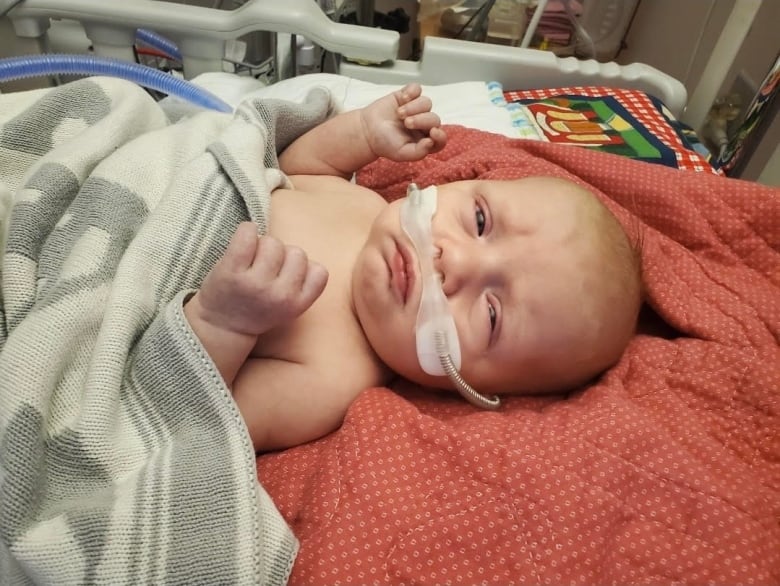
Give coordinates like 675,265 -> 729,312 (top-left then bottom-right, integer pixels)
434,241 -> 479,297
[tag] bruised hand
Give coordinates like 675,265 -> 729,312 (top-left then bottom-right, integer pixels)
194,222 -> 328,336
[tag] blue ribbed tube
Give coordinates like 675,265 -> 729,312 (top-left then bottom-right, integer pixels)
0,54 -> 232,113
135,28 -> 183,62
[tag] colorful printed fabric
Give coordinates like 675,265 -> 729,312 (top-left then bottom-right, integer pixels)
498,84 -> 722,174
719,53 -> 780,174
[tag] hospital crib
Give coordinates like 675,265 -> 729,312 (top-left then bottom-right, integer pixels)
3,0 -> 692,114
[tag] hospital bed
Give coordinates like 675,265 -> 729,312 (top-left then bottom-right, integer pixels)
1,1 -> 778,585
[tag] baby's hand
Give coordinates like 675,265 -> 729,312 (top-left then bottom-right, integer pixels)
362,83 -> 447,162
195,222 -> 328,336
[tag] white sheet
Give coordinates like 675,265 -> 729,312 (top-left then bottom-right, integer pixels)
191,72 -> 526,139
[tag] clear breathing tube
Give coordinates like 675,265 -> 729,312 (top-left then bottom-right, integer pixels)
400,184 -> 500,410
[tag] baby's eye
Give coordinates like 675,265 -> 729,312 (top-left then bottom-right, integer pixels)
488,303 -> 497,332
475,205 -> 486,236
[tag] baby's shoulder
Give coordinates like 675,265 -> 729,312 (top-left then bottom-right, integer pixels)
286,174 -> 384,204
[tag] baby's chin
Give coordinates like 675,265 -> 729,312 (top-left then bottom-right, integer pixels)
469,359 -> 601,396
383,338 -> 610,397
401,366 -> 513,397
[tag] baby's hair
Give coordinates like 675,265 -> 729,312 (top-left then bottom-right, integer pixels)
587,194 -> 644,335
545,178 -> 644,384
540,177 -> 643,378
534,177 -> 643,318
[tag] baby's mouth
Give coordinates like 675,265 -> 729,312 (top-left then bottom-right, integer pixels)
392,241 -> 416,304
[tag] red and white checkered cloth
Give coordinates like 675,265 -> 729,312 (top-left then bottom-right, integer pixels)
503,86 -> 722,174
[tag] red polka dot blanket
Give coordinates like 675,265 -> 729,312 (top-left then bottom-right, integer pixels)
257,126 -> 780,585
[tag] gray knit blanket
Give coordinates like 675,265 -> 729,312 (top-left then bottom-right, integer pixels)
0,76 -> 333,584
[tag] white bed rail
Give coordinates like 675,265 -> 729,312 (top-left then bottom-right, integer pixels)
8,0 -> 399,78
341,37 -> 688,117
6,0 -> 687,116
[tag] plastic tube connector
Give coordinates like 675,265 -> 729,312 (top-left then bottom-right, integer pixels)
135,28 -> 183,62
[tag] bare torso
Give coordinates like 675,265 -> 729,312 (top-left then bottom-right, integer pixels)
232,175 -> 392,448
187,82 -> 447,451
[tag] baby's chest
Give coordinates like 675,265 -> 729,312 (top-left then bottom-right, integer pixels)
252,288 -> 387,389
267,181 -> 380,268
252,181 -> 388,381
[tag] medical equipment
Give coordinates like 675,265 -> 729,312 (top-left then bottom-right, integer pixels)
401,183 -> 501,410
5,0 -> 398,79
0,53 -> 231,111
135,27 -> 183,62
2,0 -> 690,116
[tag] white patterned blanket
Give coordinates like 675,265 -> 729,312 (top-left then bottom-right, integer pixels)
0,76 -> 333,585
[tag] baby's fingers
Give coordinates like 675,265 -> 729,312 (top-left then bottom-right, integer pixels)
221,222 -> 261,271
251,234 -> 286,278
427,126 -> 448,152
299,261 -> 328,309
403,111 -> 441,133
277,246 -> 329,313
404,127 -> 447,159
397,95 -> 433,119
395,83 -> 423,106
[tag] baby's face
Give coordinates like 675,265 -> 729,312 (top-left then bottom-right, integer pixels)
352,177 -> 633,395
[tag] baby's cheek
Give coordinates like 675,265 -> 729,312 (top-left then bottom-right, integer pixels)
374,328 -> 420,378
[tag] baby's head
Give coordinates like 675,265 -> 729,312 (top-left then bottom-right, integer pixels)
352,176 -> 641,396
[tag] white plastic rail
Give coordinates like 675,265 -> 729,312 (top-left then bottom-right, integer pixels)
8,0 -> 400,77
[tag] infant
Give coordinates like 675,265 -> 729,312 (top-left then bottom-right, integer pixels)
184,84 -> 642,452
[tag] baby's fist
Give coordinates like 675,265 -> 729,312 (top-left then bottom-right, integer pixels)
197,223 -> 328,336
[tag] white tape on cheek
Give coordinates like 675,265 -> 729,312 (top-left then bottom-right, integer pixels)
400,184 -> 461,375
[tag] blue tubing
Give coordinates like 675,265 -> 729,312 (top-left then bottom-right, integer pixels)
0,54 -> 232,113
135,28 -> 183,62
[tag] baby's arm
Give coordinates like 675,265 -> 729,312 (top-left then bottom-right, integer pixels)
232,354 -> 378,452
278,83 -> 447,178
184,222 -> 328,387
